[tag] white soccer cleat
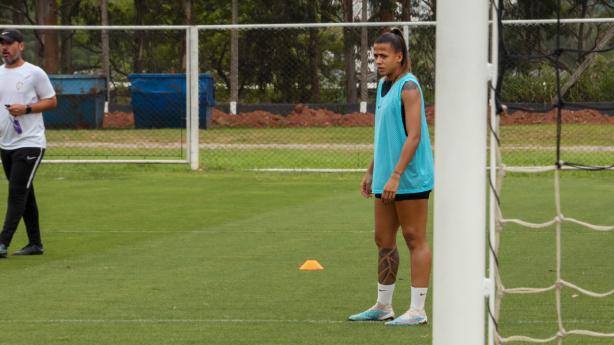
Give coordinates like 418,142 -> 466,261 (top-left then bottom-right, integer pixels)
385,307 -> 428,326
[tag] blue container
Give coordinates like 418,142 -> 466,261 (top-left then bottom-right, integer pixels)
128,73 -> 215,129
46,75 -> 107,129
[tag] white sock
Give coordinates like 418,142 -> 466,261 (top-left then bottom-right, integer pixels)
410,286 -> 428,310
376,283 -> 395,307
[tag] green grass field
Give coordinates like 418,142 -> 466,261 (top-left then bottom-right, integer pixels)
0,165 -> 612,344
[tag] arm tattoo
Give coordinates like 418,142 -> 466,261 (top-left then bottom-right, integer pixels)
378,247 -> 400,285
402,81 -> 418,92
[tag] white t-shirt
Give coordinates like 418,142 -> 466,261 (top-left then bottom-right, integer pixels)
0,62 -> 56,149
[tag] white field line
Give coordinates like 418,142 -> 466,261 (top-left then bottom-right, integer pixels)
0,318 -> 611,324
0,319 -> 344,324
47,230 -> 374,234
47,142 -> 614,151
500,145 -> 614,152
44,229 -> 609,235
198,143 -> 374,150
47,142 -> 373,150
47,142 -> 181,149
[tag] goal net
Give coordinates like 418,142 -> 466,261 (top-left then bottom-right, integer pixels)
489,1 -> 614,344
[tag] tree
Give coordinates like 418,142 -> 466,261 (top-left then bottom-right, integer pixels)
44,0 -> 59,74
59,0 -> 79,74
34,0 -> 48,67
202,0 -> 343,103
554,24 -> 614,102
343,0 -> 357,103
133,0 -> 144,73
180,0 -> 193,72
308,0 -> 321,102
372,0 -> 396,34
9,0 -> 25,24
400,0 -> 411,21
502,0 -> 614,72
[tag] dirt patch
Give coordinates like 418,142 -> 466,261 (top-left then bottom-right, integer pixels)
103,104 -> 613,129
103,111 -> 134,128
498,108 -> 614,125
213,109 -> 285,128
211,105 -> 375,128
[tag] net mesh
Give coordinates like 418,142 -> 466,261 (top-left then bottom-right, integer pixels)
490,1 -> 614,343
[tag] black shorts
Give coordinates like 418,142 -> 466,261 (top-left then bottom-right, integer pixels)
374,190 -> 432,201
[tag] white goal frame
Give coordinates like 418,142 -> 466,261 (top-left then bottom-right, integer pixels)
433,0 -> 488,344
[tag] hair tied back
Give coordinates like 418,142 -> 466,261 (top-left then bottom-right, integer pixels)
390,28 -> 403,37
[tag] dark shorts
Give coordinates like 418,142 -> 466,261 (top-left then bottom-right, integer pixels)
374,190 -> 432,201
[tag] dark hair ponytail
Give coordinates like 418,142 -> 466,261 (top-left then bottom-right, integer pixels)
374,28 -> 411,74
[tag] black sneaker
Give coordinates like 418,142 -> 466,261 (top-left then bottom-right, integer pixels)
12,244 -> 44,256
0,243 -> 7,258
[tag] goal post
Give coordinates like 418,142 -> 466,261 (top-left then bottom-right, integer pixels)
433,0 -> 489,344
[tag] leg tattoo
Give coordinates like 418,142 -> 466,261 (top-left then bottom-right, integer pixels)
378,247 -> 399,285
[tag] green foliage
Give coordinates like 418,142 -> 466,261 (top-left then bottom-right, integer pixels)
566,54 -> 614,101
202,1 -> 345,104
500,54 -> 614,103
2,0 -> 613,106
499,66 -> 559,103
407,26 -> 436,104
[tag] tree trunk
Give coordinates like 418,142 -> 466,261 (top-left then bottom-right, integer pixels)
44,0 -> 59,74
401,0 -> 411,21
101,0 -> 110,100
309,0 -> 320,102
552,24 -> 614,103
379,0 -> 395,35
400,0 -> 412,71
180,0 -> 193,73
576,0 -> 588,64
343,0 -> 357,103
10,0 -> 25,24
134,0 -> 145,73
34,0 -> 48,67
60,0 -> 75,74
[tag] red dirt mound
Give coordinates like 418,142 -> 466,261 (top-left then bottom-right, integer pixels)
499,108 -> 614,125
212,105 -> 375,128
103,104 -> 613,129
103,111 -> 134,128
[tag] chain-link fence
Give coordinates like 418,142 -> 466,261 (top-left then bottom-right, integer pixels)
5,28 -> 190,162
497,19 -> 614,168
4,20 -> 612,169
198,24 -> 435,170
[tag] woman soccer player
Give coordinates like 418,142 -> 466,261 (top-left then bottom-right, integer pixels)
349,28 -> 434,326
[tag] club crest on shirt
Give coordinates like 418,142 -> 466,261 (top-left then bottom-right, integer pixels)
16,81 -> 23,90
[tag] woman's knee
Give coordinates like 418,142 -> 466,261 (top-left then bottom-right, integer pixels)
374,231 -> 396,249
402,229 -> 427,250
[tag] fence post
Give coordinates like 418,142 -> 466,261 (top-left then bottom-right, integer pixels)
230,0 -> 238,115
188,26 -> 199,170
360,0 -> 368,113
101,0 -> 110,103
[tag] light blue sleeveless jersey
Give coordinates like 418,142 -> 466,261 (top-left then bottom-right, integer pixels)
372,73 -> 434,194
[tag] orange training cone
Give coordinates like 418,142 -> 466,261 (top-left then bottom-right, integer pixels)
299,260 -> 324,270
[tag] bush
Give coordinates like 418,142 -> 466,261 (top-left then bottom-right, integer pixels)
500,56 -> 614,103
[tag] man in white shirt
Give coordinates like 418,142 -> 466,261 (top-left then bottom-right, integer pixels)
0,28 -> 57,258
